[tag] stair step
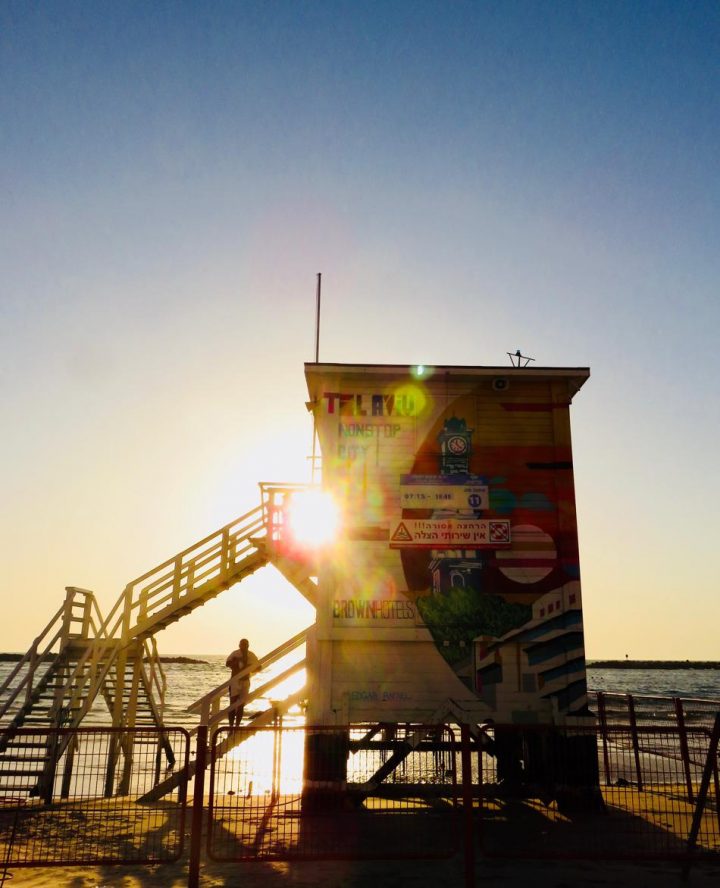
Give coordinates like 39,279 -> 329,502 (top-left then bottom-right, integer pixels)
0,784 -> 37,793
37,695 -> 87,702
0,754 -> 47,762
0,769 -> 44,777
42,684 -> 71,690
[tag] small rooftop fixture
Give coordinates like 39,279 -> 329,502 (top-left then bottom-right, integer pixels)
508,349 -> 535,368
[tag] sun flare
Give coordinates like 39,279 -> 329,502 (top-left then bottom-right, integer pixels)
285,490 -> 340,548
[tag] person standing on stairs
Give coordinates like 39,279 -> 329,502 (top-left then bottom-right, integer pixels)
225,638 -> 260,728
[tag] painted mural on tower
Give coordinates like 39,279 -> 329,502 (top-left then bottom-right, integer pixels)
306,364 -> 590,725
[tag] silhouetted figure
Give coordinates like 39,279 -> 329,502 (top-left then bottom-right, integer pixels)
225,638 -> 259,727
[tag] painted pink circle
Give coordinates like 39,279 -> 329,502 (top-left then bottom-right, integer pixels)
496,524 -> 556,584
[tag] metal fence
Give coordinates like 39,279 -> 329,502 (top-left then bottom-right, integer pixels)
0,717 -> 718,883
593,691 -> 720,730
0,727 -> 189,867
206,719 -> 719,866
476,721 -> 720,861
207,723 -> 463,861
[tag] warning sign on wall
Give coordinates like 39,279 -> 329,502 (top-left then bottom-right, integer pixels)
389,518 -> 511,549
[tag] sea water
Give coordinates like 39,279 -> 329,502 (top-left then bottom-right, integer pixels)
1,658 -> 719,727
159,661 -> 720,726
0,658 -> 718,802
586,667 -> 720,701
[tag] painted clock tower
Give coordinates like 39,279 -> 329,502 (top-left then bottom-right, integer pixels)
438,417 -> 473,475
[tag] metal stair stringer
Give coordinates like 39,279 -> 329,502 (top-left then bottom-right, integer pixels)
262,544 -> 318,606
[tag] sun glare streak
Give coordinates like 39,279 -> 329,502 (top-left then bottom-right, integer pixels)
285,490 -> 340,547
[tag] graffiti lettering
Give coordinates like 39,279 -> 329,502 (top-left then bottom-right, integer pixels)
323,392 -> 416,417
350,691 -> 379,702
336,443 -> 370,460
381,691 -> 411,702
338,423 -> 401,438
333,599 -> 416,620
349,690 -> 412,703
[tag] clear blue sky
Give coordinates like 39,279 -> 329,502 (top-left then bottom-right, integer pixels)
1,1 -> 718,657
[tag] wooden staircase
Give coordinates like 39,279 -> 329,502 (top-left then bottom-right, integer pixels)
69,494 -> 315,729
0,485 -> 318,800
0,588 -> 106,735
0,588 -> 172,798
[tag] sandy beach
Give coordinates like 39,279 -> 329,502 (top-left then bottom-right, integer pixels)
4,854 -> 720,887
2,780 -> 718,887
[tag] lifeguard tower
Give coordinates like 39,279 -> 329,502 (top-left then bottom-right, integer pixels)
302,361 -> 591,729
0,360 -> 593,801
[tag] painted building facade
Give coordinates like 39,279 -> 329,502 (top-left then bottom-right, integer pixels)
304,363 -> 590,727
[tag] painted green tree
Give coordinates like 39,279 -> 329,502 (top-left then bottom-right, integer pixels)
417,587 -> 531,667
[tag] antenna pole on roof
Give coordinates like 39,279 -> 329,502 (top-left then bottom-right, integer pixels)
310,273 -> 322,485
508,349 -> 535,368
314,273 -> 322,363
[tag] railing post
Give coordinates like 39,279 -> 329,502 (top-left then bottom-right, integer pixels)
627,694 -> 643,790
271,707 -> 281,803
118,655 -> 142,795
460,723 -> 475,888
38,730 -> 61,805
138,590 -> 148,625
104,732 -> 120,798
80,592 -> 93,640
713,755 -> 720,837
476,730 -> 485,847
686,713 -> 720,865
221,527 -> 231,578
596,692 -> 611,784
173,556 -> 183,603
24,645 -> 39,706
60,587 -> 75,648
674,697 -> 695,804
60,732 -> 77,799
188,724 -> 208,888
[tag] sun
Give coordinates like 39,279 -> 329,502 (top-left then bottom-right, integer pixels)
285,490 -> 341,548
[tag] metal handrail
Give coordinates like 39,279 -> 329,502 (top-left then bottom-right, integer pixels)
0,587 -> 101,721
7,487 -> 313,735
0,604 -> 64,699
193,659 -> 307,733
126,506 -> 266,637
53,500 -> 274,728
